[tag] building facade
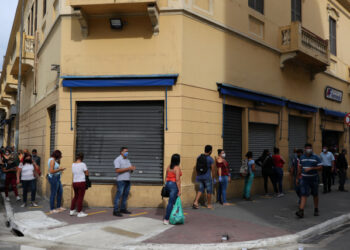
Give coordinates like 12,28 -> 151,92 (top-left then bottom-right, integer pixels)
1,0 -> 350,207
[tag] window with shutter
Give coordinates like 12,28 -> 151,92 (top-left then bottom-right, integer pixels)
291,0 -> 301,22
329,17 -> 337,56
249,0 -> 264,15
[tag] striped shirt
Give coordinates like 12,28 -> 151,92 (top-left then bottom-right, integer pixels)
300,154 -> 322,177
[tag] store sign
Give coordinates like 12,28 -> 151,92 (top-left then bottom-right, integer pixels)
345,113 -> 350,127
325,87 -> 343,102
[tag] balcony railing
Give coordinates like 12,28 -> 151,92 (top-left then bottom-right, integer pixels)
279,22 -> 330,77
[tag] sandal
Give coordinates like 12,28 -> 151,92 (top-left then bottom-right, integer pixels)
49,209 -> 59,214
57,207 -> 66,212
192,204 -> 199,209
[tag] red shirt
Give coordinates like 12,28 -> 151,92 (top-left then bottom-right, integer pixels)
272,155 -> 285,168
216,159 -> 230,176
166,169 -> 182,182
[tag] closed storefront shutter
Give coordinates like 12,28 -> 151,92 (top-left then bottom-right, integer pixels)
76,101 -> 164,184
288,116 -> 308,156
223,105 -> 242,177
249,123 -> 276,176
49,106 -> 56,155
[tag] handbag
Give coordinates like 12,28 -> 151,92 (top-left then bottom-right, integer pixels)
240,159 -> 248,177
85,175 -> 92,190
169,197 -> 185,225
161,185 -> 170,199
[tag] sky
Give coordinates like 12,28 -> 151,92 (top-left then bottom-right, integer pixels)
0,0 -> 18,71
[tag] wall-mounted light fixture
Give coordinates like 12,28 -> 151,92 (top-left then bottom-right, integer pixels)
110,18 -> 123,30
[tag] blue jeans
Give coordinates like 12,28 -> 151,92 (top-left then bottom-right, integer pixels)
22,180 -> 36,203
198,179 -> 213,194
243,173 -> 254,198
48,175 -> 63,210
274,168 -> 284,193
164,181 -> 178,220
217,176 -> 229,203
114,181 -> 131,212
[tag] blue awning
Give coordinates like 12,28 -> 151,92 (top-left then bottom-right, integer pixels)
61,74 -> 178,87
321,108 -> 347,118
287,101 -> 318,113
217,83 -> 285,106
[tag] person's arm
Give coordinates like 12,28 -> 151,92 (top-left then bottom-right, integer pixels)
16,166 -> 22,184
84,163 -> 89,176
33,162 -> 40,177
49,159 -> 65,174
175,167 -> 181,196
296,162 -> 301,184
211,159 -> 215,178
251,163 -> 256,172
331,154 -> 335,172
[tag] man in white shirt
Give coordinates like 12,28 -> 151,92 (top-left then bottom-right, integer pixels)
320,146 -> 335,193
113,147 -> 136,217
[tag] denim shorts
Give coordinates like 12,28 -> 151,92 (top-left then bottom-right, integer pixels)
300,176 -> 319,197
198,179 -> 213,194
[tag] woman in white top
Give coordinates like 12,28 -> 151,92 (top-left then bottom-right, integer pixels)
70,152 -> 89,217
16,153 -> 40,207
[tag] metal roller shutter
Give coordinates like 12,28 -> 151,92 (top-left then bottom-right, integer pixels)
288,116 -> 308,156
249,123 -> 276,176
223,105 -> 242,178
76,101 -> 164,184
49,106 -> 56,155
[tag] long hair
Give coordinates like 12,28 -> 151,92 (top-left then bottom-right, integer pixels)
170,154 -> 180,169
51,150 -> 62,160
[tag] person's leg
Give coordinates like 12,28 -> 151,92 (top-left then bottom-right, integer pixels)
339,169 -> 346,190
263,173 -> 268,194
299,196 -> 307,210
120,181 -> 131,211
56,178 -> 63,209
313,196 -> 319,209
245,174 -> 254,199
269,173 -> 278,194
30,179 -> 36,202
70,182 -> 79,211
77,182 -> 86,212
9,174 -> 19,197
22,181 -> 29,204
243,176 -> 248,198
327,168 -> 332,191
49,176 -> 58,210
194,181 -> 204,207
4,174 -> 10,197
164,182 -> 178,220
114,181 -> 125,212
322,167 -> 327,192
206,179 -> 213,208
221,176 -> 228,203
217,181 -> 222,203
278,169 -> 283,193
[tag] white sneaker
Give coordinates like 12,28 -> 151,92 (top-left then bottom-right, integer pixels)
31,202 -> 38,207
163,219 -> 169,225
5,197 -> 10,202
16,196 -> 21,201
20,203 -> 27,208
77,212 -> 88,218
70,210 -> 77,216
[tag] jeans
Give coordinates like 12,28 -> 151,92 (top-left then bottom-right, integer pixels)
164,181 -> 178,220
114,181 -> 131,212
274,168 -> 284,193
22,179 -> 36,203
338,169 -> 347,190
48,175 -> 63,210
243,173 -> 254,198
217,176 -> 229,203
5,172 -> 18,197
294,177 -> 301,198
70,182 -> 86,212
322,166 -> 332,192
262,171 -> 277,194
198,179 -> 213,194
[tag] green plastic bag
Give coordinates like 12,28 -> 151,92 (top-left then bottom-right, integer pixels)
169,197 -> 185,225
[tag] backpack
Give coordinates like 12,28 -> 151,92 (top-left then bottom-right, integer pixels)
196,154 -> 208,175
240,159 -> 248,176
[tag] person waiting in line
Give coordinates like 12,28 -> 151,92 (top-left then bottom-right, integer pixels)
16,153 -> 39,207
193,145 -> 215,209
70,152 -> 89,217
216,149 -> 231,205
243,151 -> 255,201
163,154 -> 182,225
2,148 -> 21,202
290,149 -> 304,204
337,149 -> 348,192
113,147 -> 135,217
296,143 -> 322,218
256,149 -> 277,197
48,150 -> 66,214
319,146 -> 335,193
31,149 -> 41,197
272,147 -> 285,197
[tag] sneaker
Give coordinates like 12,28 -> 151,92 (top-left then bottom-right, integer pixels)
163,219 -> 169,225
20,203 -> 27,208
296,210 -> 304,218
314,208 -> 320,216
5,197 -> 10,202
77,212 -> 88,218
70,210 -> 77,216
31,202 -> 38,207
16,196 -> 21,201
113,211 -> 123,217
120,209 -> 132,214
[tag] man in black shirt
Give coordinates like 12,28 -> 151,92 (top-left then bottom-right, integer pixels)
337,149 -> 348,192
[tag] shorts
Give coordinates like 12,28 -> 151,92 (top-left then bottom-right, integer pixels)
300,176 -> 319,197
197,179 -> 213,194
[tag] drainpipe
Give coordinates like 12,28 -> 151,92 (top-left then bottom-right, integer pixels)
14,0 -> 25,152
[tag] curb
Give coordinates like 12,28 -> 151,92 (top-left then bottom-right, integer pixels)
1,192 -> 15,228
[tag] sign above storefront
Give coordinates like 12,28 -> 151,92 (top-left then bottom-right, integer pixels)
325,87 -> 343,102
345,113 -> 350,127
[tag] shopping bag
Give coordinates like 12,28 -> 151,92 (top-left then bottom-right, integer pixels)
169,197 -> 185,225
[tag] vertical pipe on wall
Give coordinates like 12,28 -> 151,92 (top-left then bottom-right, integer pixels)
165,87 -> 168,131
70,88 -> 73,131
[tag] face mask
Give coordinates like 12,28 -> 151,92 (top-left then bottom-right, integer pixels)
221,153 -> 226,158
123,152 -> 129,158
323,149 -> 327,153
5,152 -> 9,156
306,149 -> 313,154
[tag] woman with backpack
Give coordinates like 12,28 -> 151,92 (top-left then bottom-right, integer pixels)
216,149 -> 231,205
272,147 -> 285,197
163,154 -> 182,225
256,149 -> 278,196
243,151 -> 255,201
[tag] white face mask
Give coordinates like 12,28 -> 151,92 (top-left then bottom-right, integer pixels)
323,149 -> 327,153
306,149 -> 313,154
221,153 -> 226,158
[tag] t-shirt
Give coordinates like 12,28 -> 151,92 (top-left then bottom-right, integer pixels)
32,155 -> 41,167
19,163 -> 35,181
196,155 -> 214,181
114,155 -> 132,181
272,155 -> 285,168
248,159 -> 255,175
319,151 -> 335,167
300,154 -> 322,177
216,159 -> 230,176
72,162 -> 88,183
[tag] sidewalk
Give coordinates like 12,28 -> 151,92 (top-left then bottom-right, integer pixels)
2,182 -> 350,249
